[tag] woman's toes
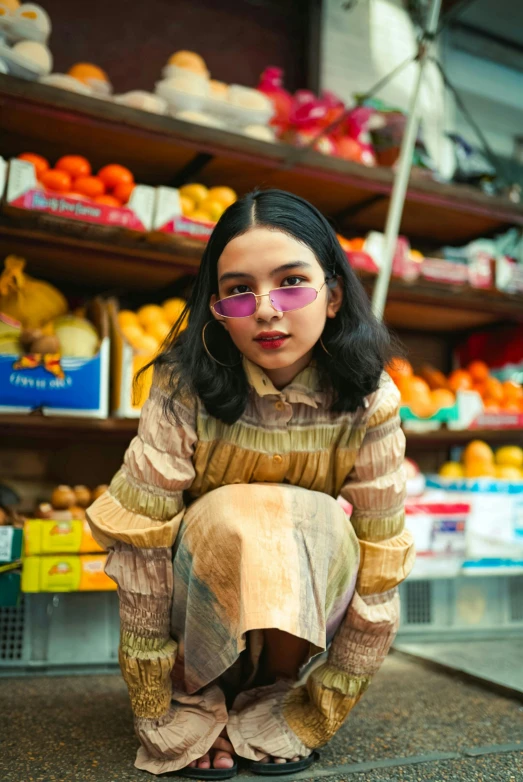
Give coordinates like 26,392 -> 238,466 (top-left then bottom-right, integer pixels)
259,755 -> 270,764
197,753 -> 211,769
188,760 -> 198,768
214,751 -> 234,769
273,757 -> 288,764
291,756 -> 300,762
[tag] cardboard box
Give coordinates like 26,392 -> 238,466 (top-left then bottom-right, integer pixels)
22,554 -> 117,592
447,390 -> 523,431
24,519 -> 105,556
0,299 -> 109,417
107,299 -> 154,418
0,527 -> 23,563
5,158 -> 156,232
152,186 -> 215,240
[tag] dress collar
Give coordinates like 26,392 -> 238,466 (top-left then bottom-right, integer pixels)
242,356 -> 326,409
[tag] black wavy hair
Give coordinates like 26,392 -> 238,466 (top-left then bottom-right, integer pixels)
144,189 -> 395,424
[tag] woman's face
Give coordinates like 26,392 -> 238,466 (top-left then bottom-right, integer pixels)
210,228 -> 342,387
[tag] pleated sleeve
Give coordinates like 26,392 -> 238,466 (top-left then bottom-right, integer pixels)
86,369 -> 197,730
281,374 -> 415,749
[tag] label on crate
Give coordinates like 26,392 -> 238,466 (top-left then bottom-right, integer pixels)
11,189 -> 148,231
0,527 -> 14,561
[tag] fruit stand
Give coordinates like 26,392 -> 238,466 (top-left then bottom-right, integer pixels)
1,17 -> 523,668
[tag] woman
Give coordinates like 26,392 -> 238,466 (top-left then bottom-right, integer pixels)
87,189 -> 414,777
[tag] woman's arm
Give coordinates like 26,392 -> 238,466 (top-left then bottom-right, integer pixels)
87,371 -> 197,724
282,374 -> 415,748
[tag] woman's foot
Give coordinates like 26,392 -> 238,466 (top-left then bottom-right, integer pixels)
188,729 -> 236,770
258,755 -> 302,764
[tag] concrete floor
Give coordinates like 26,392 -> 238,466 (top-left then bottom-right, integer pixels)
1,652 -> 522,781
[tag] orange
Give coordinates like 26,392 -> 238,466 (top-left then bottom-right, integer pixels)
467,360 -> 490,382
137,304 -> 165,329
463,440 -> 494,465
113,181 -> 135,204
439,462 -> 464,479
180,183 -> 208,206
121,325 -> 144,348
68,63 -> 109,85
198,198 -> 226,222
397,375 -> 431,402
94,194 -> 122,207
482,398 -> 500,413
56,155 -> 91,178
387,357 -> 413,384
190,209 -> 214,223
349,238 -> 365,251
464,460 -> 495,479
431,388 -> 455,410
502,380 -> 523,404
163,298 -> 188,326
145,320 -> 171,343
495,465 -> 522,481
180,194 -> 195,216
495,446 -> 523,469
501,401 -> 521,414
448,369 -> 473,393
482,376 -> 503,403
74,176 -> 106,198
18,152 -> 49,178
41,169 -> 72,192
98,164 -> 134,190
207,186 -> 237,207
118,310 -> 140,329
168,50 -> 208,75
409,396 -> 436,418
133,334 -> 159,354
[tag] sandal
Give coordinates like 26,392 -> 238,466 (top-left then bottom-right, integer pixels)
177,762 -> 238,779
250,751 -> 320,776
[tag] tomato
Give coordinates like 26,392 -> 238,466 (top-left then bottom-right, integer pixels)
56,155 -> 92,178
113,181 -> 135,204
41,169 -> 72,192
94,194 -> 122,207
98,164 -> 134,190
73,176 -> 106,198
18,153 -> 50,178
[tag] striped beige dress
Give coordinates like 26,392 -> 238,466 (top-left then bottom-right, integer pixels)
87,358 -> 414,775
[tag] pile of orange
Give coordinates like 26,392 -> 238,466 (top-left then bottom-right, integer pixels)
117,299 -> 188,354
439,441 -> 523,481
446,360 -> 523,414
387,357 -> 523,417
18,153 -> 136,208
387,358 -> 455,418
179,184 -> 237,224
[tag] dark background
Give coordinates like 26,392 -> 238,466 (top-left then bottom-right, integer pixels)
42,0 -> 321,94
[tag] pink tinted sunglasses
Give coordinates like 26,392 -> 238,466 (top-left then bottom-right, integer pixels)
212,279 -> 331,319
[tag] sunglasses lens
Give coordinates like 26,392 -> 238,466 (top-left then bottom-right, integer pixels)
270,287 -> 317,312
214,292 -> 256,317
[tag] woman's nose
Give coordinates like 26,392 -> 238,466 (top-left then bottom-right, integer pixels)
256,292 -> 284,321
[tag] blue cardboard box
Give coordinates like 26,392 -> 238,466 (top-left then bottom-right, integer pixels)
0,299 -> 109,418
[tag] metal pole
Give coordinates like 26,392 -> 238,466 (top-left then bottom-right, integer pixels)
371,0 -> 442,320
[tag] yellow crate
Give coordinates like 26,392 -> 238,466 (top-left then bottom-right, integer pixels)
21,555 -> 116,592
24,520 -> 105,556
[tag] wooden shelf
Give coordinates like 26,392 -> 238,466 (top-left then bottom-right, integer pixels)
1,210 -> 523,329
406,428 -> 523,448
0,414 -> 137,442
2,75 -> 523,245
1,414 -> 522,448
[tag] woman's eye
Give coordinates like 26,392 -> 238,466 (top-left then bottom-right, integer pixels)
229,284 -> 251,295
282,276 -> 306,286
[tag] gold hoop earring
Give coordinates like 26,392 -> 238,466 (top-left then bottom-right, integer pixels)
202,321 -> 243,368
319,337 -> 332,357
